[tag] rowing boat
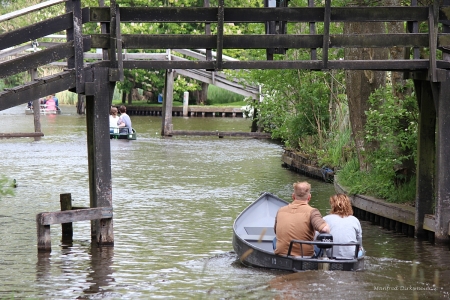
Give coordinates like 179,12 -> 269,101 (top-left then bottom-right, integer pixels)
25,104 -> 61,115
110,127 -> 137,140
232,192 -> 365,271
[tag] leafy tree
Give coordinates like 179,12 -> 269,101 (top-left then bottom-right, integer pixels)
338,82 -> 418,203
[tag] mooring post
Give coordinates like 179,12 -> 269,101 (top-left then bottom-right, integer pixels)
36,213 -> 51,252
183,91 -> 189,117
60,193 -> 73,240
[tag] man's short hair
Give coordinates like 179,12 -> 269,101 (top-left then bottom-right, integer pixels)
119,105 -> 127,113
293,181 -> 311,200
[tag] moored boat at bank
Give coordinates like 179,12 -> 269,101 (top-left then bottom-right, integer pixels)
232,192 -> 365,272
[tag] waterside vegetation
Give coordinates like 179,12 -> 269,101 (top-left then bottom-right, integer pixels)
0,0 -> 422,204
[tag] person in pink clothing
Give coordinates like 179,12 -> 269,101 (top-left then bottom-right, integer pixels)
45,95 -> 56,110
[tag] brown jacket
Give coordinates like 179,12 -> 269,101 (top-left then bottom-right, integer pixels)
274,201 -> 327,256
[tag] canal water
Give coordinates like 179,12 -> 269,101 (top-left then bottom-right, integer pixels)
0,105 -> 449,299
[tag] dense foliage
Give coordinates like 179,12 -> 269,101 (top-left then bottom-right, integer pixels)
337,82 -> 418,203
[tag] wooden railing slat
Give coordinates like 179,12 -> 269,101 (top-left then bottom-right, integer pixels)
37,207 -> 113,225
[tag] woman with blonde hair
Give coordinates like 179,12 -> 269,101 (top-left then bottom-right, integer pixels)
109,106 -> 120,133
323,194 -> 364,259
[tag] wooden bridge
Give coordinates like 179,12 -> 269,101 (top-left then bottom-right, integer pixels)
1,0 -> 450,250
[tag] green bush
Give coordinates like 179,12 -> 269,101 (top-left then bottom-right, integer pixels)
337,81 -> 418,204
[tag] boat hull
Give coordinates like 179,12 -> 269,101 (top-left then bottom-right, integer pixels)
110,128 -> 137,140
232,192 -> 365,272
25,108 -> 61,115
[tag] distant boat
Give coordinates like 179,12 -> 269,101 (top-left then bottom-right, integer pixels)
233,192 -> 365,272
110,127 -> 137,140
25,104 -> 61,115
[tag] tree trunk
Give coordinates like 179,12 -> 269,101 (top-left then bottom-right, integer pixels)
127,90 -> 132,105
344,12 -> 388,171
195,82 -> 209,105
131,88 -> 141,102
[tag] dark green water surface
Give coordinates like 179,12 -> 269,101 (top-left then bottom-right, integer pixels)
0,105 -> 449,299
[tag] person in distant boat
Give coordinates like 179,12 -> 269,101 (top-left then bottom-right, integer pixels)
322,194 -> 364,259
52,94 -> 59,110
45,95 -> 56,111
109,106 -> 120,133
273,181 -> 330,257
118,105 -> 132,134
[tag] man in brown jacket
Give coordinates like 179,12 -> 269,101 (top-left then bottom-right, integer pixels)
274,181 -> 330,256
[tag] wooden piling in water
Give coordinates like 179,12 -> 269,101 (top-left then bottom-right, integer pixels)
60,193 -> 73,240
36,215 -> 51,252
435,72 -> 450,243
414,79 -> 436,239
36,204 -> 113,252
162,67 -> 174,136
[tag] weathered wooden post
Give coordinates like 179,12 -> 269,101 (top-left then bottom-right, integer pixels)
60,193 -> 73,241
413,79 -> 436,239
162,61 -> 174,135
65,0 -> 84,94
29,68 -> 41,139
435,72 -> 450,244
85,66 -> 114,247
36,214 -> 51,251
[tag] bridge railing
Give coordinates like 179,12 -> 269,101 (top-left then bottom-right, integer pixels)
1,1 -> 450,111
87,4 -> 450,72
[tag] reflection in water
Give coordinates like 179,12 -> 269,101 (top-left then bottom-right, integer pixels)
83,246 -> 115,297
36,252 -> 52,284
36,245 -> 116,299
1,105 -> 450,299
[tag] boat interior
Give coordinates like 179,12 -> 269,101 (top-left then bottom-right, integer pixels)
242,226 -> 276,252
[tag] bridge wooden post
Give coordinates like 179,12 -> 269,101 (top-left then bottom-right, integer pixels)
414,78 -> 436,238
161,67 -> 174,136
435,71 -> 450,244
85,66 -> 114,247
29,68 -> 41,137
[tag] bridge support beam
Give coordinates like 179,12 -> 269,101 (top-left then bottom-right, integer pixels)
435,71 -> 450,244
161,69 -> 174,136
85,66 -> 114,246
414,79 -> 436,239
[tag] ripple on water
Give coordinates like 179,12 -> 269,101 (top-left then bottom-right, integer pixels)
1,113 -> 450,299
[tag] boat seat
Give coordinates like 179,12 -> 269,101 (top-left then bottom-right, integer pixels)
244,226 -> 275,236
243,235 -> 275,242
